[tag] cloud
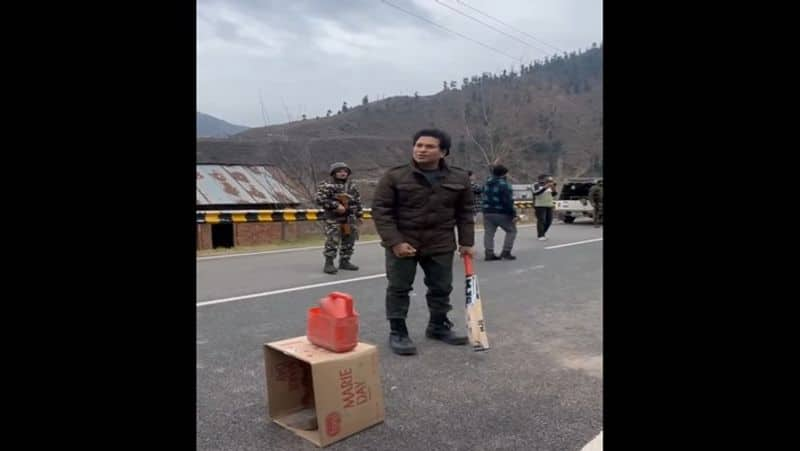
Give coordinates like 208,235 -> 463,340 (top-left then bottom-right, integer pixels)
196,0 -> 603,127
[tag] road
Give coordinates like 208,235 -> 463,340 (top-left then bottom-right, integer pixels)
197,221 -> 603,450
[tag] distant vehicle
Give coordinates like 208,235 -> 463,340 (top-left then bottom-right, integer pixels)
511,184 -> 534,201
555,177 -> 602,224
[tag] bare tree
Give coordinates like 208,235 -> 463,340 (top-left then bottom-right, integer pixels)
271,138 -> 326,232
462,78 -> 548,169
462,78 -> 519,165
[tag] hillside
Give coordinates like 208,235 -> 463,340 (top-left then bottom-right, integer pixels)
197,112 -> 250,138
198,46 -> 603,204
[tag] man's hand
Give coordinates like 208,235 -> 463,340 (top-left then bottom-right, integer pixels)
458,246 -> 475,258
335,203 -> 346,214
392,242 -> 417,258
357,218 -> 363,226
512,216 -> 520,223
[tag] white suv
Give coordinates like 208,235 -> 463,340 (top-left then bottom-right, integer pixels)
555,178 -> 602,224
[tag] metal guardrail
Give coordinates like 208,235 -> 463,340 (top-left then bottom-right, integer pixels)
197,209 -> 372,224
197,202 -> 536,224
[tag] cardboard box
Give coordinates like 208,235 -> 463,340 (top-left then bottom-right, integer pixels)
264,336 -> 385,447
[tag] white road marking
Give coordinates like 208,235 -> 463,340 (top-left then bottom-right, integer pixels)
581,431 -> 603,451
196,225 -> 600,309
512,265 -> 545,274
545,238 -> 603,250
196,273 -> 387,307
196,225 -> 539,261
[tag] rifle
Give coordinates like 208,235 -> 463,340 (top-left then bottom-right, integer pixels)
335,193 -> 354,236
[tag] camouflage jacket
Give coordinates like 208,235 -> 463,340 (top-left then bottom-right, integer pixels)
470,182 -> 483,214
589,184 -> 603,204
314,178 -> 364,223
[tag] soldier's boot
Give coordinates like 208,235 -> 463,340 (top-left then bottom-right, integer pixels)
389,319 -> 417,355
339,258 -> 359,271
485,251 -> 501,261
323,257 -> 338,274
425,313 -> 468,345
500,250 -> 517,260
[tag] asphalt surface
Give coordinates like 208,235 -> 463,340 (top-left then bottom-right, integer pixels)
197,220 -> 603,450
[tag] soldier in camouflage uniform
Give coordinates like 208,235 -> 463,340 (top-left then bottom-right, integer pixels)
588,179 -> 603,227
468,170 -> 483,216
314,162 -> 364,274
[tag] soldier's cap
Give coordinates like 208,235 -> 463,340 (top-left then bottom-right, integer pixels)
330,162 -> 351,175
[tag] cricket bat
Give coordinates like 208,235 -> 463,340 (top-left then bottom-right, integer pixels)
464,254 -> 489,351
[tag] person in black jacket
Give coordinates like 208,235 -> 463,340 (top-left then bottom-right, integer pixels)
371,129 -> 475,355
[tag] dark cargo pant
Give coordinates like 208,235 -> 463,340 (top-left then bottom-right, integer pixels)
593,202 -> 603,225
385,250 -> 454,320
323,220 -> 357,258
534,206 -> 554,238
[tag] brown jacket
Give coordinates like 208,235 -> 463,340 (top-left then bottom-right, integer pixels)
372,159 -> 474,255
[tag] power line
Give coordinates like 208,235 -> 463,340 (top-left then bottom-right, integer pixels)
455,0 -> 564,53
434,0 -> 550,57
379,0 -> 519,62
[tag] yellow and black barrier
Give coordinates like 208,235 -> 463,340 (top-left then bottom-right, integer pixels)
197,209 -> 373,224
197,202 -> 533,224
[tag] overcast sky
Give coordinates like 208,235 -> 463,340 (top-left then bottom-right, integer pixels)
197,0 -> 602,127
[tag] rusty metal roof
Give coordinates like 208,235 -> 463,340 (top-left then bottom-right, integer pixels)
196,165 -> 301,205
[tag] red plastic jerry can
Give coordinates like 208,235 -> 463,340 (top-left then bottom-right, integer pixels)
307,291 -> 359,352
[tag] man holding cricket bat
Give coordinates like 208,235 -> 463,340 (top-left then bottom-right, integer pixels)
372,129 -> 476,355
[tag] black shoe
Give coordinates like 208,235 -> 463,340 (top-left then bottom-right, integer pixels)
426,318 -> 468,345
389,332 -> 417,355
323,257 -> 337,274
389,319 -> 417,355
500,250 -> 516,260
485,252 -> 501,261
339,258 -> 359,271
